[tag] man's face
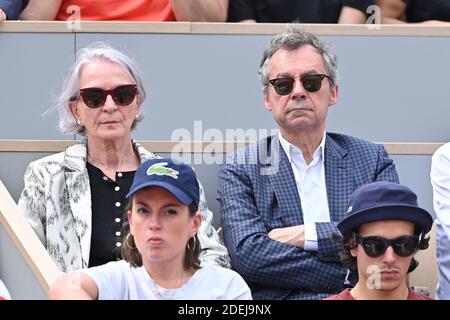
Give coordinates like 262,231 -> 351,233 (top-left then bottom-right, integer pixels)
351,220 -> 416,293
264,45 -> 338,136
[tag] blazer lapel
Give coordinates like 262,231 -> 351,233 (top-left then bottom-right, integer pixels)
324,134 -> 353,222
263,136 -> 304,226
63,143 -> 92,268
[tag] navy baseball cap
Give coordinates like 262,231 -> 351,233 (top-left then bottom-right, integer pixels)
337,181 -> 433,236
126,158 -> 200,207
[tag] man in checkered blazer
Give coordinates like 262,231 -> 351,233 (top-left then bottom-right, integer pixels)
218,24 -> 399,300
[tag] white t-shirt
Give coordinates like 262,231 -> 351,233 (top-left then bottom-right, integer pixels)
0,279 -> 11,300
80,260 -> 252,300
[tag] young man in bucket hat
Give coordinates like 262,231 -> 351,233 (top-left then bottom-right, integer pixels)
326,181 -> 433,300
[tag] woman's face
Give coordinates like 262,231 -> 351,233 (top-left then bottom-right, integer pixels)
128,187 -> 201,267
69,58 -> 141,142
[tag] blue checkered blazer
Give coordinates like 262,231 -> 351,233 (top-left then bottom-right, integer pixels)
218,133 -> 399,300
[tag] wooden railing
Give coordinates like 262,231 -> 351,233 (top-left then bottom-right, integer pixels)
0,180 -> 61,295
0,140 -> 443,155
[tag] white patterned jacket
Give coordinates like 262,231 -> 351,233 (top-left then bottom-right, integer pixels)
18,141 -> 230,272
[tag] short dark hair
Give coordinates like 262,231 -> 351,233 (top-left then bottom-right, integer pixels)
121,197 -> 201,270
335,225 -> 430,274
258,23 -> 338,90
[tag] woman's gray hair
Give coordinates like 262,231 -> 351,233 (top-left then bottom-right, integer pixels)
258,24 -> 338,91
54,42 -> 146,135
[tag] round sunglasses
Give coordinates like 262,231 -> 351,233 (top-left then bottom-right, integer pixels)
353,233 -> 419,258
71,84 -> 138,108
268,74 -> 330,95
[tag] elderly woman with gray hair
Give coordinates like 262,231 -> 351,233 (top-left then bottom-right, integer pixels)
18,42 -> 230,273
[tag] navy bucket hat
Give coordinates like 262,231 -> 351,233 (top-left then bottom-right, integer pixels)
337,181 -> 433,237
126,158 -> 200,207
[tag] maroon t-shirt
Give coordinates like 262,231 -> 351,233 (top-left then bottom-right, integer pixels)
324,288 -> 433,300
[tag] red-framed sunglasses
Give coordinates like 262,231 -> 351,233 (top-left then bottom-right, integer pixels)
70,84 -> 138,108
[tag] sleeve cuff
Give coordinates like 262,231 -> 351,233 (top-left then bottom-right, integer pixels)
304,223 -> 318,251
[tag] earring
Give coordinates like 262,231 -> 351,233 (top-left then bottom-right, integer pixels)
186,235 -> 197,251
125,233 -> 136,250
135,113 -> 140,119
76,119 -> 82,126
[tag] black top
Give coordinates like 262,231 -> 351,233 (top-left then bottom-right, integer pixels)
227,0 -> 374,23
87,162 -> 135,267
403,0 -> 450,22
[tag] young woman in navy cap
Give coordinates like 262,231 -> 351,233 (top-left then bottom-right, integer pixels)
49,158 -> 251,300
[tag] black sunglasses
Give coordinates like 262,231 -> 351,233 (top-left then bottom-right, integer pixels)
71,84 -> 138,108
353,233 -> 419,258
268,74 -> 330,95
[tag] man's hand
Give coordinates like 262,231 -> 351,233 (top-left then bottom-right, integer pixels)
268,225 -> 305,248
0,9 -> 6,22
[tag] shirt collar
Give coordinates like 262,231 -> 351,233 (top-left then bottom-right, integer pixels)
278,130 -> 326,164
